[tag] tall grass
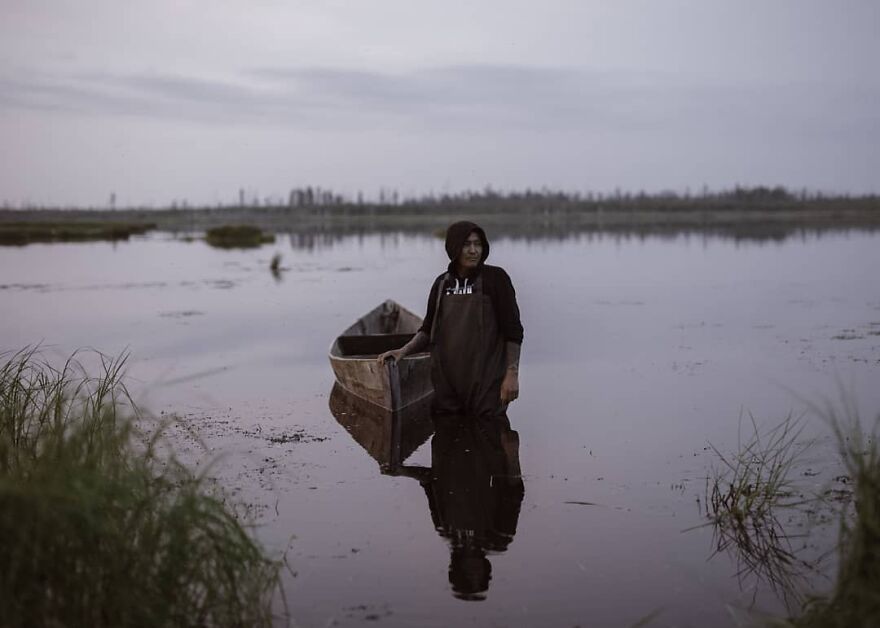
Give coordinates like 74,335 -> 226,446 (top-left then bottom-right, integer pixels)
768,403 -> 880,628
696,411 -> 820,607
0,348 -> 283,627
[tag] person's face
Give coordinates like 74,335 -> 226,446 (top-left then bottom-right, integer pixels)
456,232 -> 483,271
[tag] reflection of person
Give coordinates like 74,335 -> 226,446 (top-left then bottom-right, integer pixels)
377,221 -> 523,418
423,416 -> 524,601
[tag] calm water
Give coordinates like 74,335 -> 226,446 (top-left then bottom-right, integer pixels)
2,230 -> 880,627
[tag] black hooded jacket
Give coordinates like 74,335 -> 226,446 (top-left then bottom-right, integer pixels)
418,221 -> 524,345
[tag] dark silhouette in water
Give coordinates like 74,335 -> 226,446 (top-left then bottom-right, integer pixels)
329,384 -> 524,600
412,415 -> 524,601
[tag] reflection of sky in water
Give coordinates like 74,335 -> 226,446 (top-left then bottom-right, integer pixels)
1,231 -> 879,626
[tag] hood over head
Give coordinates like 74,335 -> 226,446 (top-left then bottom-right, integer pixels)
445,221 -> 490,264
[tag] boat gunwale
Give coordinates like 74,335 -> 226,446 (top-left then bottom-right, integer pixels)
328,299 -> 426,359
328,299 -> 433,411
328,349 -> 431,361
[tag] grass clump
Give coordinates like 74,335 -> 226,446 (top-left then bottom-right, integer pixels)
0,348 -> 283,628
205,225 -> 275,249
706,412 -> 814,525
0,221 -> 155,245
769,404 -> 880,628
697,412 -> 818,605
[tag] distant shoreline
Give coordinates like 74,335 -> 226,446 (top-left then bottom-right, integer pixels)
2,189 -> 879,243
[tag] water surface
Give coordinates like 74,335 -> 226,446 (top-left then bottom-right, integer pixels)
2,230 -> 879,626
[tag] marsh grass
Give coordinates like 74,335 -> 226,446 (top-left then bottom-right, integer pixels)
0,348 -> 283,627
707,412 -> 815,522
205,225 -> 275,249
0,221 -> 155,245
694,412 -> 820,606
767,403 -> 880,628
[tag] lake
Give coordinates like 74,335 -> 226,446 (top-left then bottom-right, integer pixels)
2,228 -> 879,627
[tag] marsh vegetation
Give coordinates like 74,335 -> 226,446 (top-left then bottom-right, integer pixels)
0,348 -> 283,628
0,221 -> 155,245
772,406 -> 880,628
205,224 -> 276,249
696,412 -> 822,609
698,405 -> 880,626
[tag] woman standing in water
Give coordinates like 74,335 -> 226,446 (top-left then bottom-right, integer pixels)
378,221 -> 523,418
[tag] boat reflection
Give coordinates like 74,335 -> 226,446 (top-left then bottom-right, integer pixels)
328,382 -> 434,470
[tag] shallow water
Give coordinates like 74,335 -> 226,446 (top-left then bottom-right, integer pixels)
2,230 -> 880,627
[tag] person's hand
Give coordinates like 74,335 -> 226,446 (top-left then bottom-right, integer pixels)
376,349 -> 404,365
500,368 -> 519,404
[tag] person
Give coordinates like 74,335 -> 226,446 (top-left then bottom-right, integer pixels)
377,221 -> 523,418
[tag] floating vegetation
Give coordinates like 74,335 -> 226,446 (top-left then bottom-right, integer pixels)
0,221 -> 155,246
205,224 -> 275,249
0,348 -> 284,627
158,310 -> 205,319
832,331 -> 863,341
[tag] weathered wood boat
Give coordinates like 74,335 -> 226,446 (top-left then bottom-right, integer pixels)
328,300 -> 433,411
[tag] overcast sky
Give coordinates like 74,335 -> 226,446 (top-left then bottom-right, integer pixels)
1,0 -> 877,207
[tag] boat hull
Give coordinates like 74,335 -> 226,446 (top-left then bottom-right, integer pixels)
329,300 -> 433,411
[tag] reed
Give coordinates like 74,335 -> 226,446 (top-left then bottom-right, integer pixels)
697,411 -> 819,606
0,347 -> 283,627
768,403 -> 880,627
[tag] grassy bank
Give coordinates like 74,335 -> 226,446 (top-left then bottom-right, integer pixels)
0,221 -> 155,245
0,348 -> 283,627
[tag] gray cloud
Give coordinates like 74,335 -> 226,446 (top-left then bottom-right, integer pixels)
2,62 -> 878,206
3,64 -> 876,141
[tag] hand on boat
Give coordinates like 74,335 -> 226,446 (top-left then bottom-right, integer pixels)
500,369 -> 519,404
376,349 -> 404,364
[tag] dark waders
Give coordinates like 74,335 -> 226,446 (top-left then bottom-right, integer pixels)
430,275 -> 507,419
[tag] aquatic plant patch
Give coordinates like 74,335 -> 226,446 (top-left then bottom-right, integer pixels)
205,224 -> 275,248
0,348 -> 284,628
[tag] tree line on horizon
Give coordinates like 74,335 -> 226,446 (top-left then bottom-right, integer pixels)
3,185 -> 878,213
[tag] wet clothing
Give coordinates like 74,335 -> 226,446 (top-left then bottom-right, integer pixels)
418,221 -> 523,418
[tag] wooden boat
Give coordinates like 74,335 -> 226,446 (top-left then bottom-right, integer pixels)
328,300 -> 433,411
329,382 -> 434,469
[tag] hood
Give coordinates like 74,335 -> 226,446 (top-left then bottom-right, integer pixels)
444,221 -> 490,264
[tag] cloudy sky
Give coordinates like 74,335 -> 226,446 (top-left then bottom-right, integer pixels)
1,0 -> 877,207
